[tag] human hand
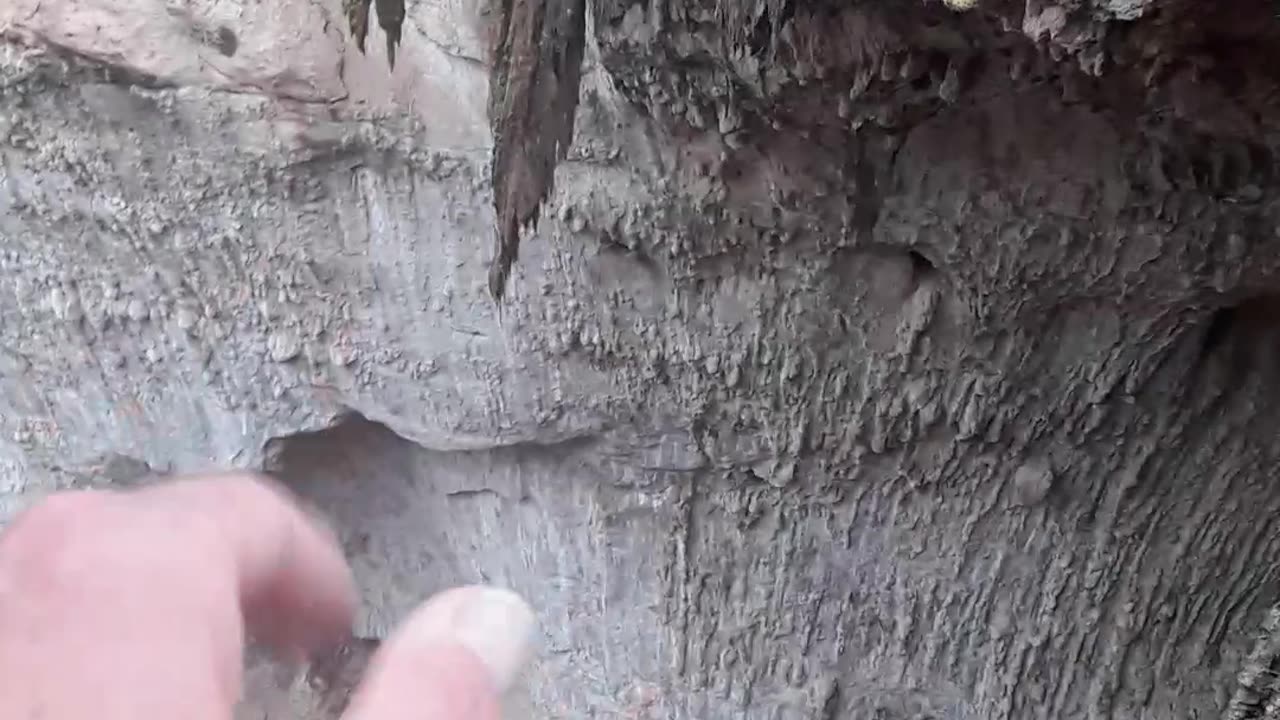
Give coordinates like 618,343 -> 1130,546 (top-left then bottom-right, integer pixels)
0,473 -> 535,720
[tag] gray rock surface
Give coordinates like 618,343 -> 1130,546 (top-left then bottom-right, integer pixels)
4,0 -> 1280,717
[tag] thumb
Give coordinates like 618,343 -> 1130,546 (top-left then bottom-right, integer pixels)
341,586 -> 536,720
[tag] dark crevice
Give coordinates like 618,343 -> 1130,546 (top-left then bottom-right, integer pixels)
303,637 -> 381,717
747,0 -> 795,58
14,36 -> 176,89
1188,293 -> 1280,384
263,412 -> 599,497
907,249 -> 936,278
747,12 -> 773,58
1197,304 -> 1239,364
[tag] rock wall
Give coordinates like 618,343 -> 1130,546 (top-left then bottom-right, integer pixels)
3,0 -> 1280,717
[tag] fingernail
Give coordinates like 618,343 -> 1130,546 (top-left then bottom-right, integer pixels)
401,586 -> 537,694
447,587 -> 536,692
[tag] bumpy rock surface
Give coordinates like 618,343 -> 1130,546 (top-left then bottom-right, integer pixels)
4,0 -> 1280,718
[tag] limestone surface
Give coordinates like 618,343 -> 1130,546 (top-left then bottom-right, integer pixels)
3,0 -> 1280,717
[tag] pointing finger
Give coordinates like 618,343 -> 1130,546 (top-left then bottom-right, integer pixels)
342,586 -> 536,720
0,473 -> 358,720
130,474 -> 358,655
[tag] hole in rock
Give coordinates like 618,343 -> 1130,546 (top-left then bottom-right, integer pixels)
260,413 -> 612,633
244,414 -> 675,717
907,248 -> 936,277
215,26 -> 239,57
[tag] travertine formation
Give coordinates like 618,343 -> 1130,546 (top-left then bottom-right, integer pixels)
3,0 -> 1280,718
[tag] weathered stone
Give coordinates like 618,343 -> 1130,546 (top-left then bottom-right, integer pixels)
4,0 -> 1280,718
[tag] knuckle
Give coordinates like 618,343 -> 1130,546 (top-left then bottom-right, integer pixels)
0,490 -> 113,574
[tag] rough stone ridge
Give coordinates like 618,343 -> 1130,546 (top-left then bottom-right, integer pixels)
3,0 -> 1280,717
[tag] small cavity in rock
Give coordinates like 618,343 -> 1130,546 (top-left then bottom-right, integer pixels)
215,26 -> 239,57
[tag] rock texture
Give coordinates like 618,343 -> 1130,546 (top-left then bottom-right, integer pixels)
3,0 -> 1280,718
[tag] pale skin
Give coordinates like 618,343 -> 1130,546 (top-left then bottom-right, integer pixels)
0,473 -> 530,720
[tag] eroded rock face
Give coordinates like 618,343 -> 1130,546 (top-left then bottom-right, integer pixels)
3,0 -> 1280,717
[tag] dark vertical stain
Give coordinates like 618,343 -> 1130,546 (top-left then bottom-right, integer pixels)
344,0 -> 373,54
487,0 -> 589,300
375,0 -> 406,68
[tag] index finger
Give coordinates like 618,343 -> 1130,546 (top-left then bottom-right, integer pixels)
0,473 -> 359,720
130,473 -> 359,656
341,586 -> 536,720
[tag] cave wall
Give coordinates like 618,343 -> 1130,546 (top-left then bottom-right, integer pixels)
3,0 -> 1280,717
